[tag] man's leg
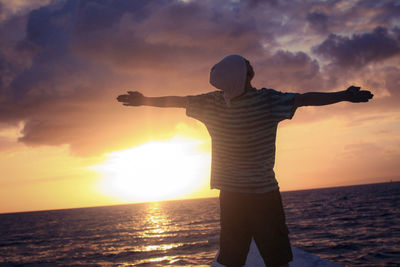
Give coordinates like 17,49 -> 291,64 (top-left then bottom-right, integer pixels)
249,190 -> 293,267
217,190 -> 252,267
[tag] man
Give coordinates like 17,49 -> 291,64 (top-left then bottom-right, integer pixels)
117,55 -> 373,267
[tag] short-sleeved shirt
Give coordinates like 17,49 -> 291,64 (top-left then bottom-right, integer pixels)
186,87 -> 298,193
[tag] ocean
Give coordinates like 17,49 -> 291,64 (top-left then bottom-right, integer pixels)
0,182 -> 399,266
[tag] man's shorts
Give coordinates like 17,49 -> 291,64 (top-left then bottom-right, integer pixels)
217,190 -> 293,267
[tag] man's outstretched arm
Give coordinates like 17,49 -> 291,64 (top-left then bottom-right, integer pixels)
294,86 -> 374,108
117,91 -> 187,108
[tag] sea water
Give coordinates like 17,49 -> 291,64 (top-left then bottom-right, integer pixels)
1,182 -> 399,266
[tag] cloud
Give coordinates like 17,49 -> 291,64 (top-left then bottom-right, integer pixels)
383,66 -> 400,96
306,11 -> 330,33
313,26 -> 400,69
0,0 -> 399,155
354,0 -> 400,29
254,50 -> 323,92
0,0 -> 274,155
0,0 -> 51,21
324,140 -> 400,183
72,1 -> 266,73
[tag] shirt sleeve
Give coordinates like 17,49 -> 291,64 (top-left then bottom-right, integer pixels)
263,88 -> 299,122
186,92 -> 216,124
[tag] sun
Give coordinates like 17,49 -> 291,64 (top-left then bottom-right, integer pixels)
91,137 -> 210,203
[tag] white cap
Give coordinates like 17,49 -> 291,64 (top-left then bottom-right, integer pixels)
209,55 -> 247,106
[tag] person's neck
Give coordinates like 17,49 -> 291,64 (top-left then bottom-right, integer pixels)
233,85 -> 253,100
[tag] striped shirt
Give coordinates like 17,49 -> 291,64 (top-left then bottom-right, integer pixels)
186,87 -> 298,193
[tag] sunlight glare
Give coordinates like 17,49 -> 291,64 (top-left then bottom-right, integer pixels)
91,137 -> 210,203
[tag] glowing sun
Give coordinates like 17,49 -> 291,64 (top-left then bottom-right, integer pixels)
91,137 -> 210,202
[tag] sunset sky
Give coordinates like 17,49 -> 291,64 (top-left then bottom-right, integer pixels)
0,0 -> 399,213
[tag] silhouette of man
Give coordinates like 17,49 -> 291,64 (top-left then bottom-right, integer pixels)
117,55 -> 373,267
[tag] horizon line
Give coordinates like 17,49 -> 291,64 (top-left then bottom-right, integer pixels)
1,180 -> 399,215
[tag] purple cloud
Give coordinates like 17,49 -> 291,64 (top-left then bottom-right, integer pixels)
313,27 -> 400,68
255,50 -> 323,92
307,11 -> 330,33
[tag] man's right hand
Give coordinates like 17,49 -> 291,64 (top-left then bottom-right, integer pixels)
345,86 -> 374,103
117,91 -> 145,106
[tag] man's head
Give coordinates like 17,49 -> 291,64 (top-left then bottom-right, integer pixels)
209,55 -> 253,105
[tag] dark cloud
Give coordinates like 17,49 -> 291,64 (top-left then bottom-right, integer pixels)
72,0 -> 264,73
313,27 -> 400,69
246,0 -> 278,7
306,11 -> 329,33
254,50 -> 323,92
395,27 -> 400,41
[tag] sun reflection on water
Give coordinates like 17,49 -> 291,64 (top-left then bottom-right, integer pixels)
142,202 -> 170,237
134,202 -> 184,265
